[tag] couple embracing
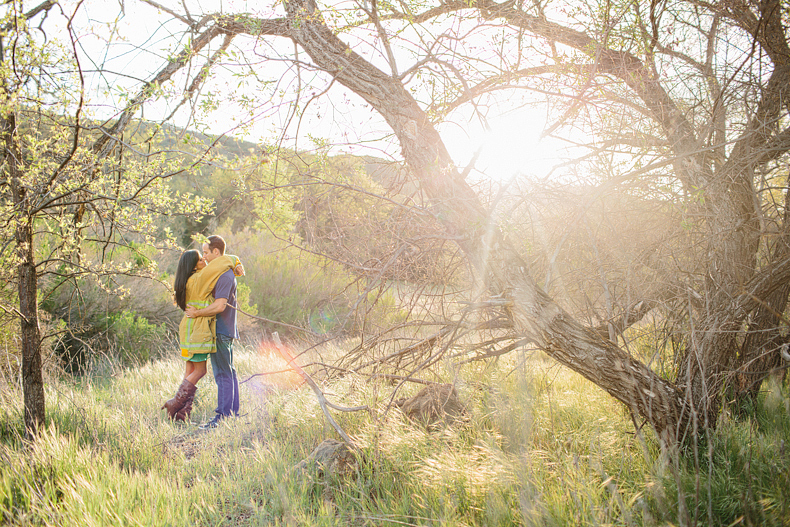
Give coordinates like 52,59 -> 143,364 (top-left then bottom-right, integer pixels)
162,235 -> 243,430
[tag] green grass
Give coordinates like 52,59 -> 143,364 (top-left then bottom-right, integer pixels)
1,347 -> 788,526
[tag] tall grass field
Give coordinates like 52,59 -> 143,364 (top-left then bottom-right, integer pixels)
1,343 -> 788,526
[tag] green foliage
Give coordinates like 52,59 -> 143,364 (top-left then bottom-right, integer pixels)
662,378 -> 790,525
49,308 -> 172,375
0,0 -> 215,436
105,311 -> 169,366
236,282 -> 258,318
165,144 -> 297,244
39,264 -> 178,373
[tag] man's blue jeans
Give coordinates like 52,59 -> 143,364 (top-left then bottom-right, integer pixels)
211,334 -> 239,418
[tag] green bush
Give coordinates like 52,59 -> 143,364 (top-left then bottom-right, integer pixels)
41,268 -> 178,372
106,311 -> 169,365
223,228 -> 406,337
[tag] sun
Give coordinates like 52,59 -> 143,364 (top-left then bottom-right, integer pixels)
442,107 -> 563,181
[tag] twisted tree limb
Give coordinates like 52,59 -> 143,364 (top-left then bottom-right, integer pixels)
271,332 -> 358,448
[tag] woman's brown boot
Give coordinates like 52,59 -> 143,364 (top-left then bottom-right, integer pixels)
162,379 -> 196,419
174,385 -> 197,422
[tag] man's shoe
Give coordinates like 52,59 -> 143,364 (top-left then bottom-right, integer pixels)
198,416 -> 221,430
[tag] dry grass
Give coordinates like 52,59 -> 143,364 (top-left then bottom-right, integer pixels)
1,343 -> 788,526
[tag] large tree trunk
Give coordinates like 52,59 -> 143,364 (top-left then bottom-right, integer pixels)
17,220 -> 44,438
725,0 -> 790,401
676,167 -> 761,428
677,0 -> 790,414
2,101 -> 45,437
472,0 -> 788,428
737,189 -> 790,399
738,284 -> 790,397
475,0 -> 781,429
490,248 -> 689,443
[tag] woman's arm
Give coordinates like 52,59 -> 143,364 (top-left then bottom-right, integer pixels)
229,255 -> 245,277
210,254 -> 244,276
189,255 -> 236,300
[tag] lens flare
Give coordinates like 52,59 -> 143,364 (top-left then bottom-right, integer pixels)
309,306 -> 338,335
252,339 -> 304,390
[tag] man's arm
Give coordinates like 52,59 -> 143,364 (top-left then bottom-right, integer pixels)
186,297 -> 228,318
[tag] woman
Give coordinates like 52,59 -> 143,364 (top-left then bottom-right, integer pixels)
162,249 -> 242,422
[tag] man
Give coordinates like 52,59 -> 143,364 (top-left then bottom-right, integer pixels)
186,234 -> 241,429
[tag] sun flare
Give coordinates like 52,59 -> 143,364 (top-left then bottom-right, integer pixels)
443,107 -> 563,181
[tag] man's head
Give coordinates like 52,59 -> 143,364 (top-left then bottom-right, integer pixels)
202,235 -> 226,263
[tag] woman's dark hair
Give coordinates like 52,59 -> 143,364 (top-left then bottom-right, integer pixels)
174,249 -> 201,311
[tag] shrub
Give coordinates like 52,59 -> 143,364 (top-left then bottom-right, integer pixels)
41,269 -> 178,372
106,311 -> 170,365
221,228 -> 406,337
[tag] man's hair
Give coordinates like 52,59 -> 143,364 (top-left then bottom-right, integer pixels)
207,235 -> 226,255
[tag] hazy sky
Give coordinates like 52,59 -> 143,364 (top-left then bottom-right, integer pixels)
68,0 -> 567,181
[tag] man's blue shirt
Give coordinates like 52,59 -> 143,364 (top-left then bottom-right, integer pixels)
213,268 -> 238,339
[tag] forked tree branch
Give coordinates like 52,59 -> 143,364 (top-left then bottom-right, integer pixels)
271,332 -> 358,447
